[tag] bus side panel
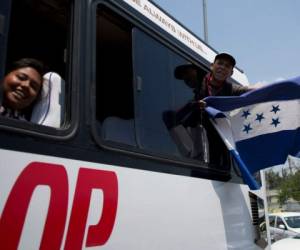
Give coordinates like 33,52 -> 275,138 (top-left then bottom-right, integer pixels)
0,149 -> 259,250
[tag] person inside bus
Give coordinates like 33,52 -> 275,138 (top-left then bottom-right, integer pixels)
175,53 -> 252,104
0,58 -> 46,121
173,53 -> 254,168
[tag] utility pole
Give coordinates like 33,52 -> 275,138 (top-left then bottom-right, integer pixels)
202,0 -> 208,43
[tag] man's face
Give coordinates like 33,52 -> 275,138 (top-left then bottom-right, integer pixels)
210,58 -> 233,84
3,67 -> 42,110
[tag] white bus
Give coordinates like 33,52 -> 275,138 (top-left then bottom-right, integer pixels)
0,0 -> 270,249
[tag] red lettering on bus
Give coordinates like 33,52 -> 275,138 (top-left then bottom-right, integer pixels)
0,163 -> 118,249
65,168 -> 118,249
0,162 -> 68,250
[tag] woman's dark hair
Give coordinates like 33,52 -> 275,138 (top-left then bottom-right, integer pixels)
7,58 -> 47,77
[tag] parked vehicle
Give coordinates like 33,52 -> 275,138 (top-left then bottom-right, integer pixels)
271,235 -> 300,250
269,212 -> 300,242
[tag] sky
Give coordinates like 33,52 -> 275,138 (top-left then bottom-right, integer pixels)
153,0 -> 300,84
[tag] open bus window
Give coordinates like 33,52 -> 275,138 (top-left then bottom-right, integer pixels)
96,8 -> 135,145
95,6 -> 237,174
0,0 -> 69,128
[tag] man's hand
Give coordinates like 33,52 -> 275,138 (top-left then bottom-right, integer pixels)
197,100 -> 207,109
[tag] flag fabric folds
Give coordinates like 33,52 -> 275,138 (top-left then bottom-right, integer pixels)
204,77 -> 300,189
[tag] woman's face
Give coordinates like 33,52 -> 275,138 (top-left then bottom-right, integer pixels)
3,67 -> 42,110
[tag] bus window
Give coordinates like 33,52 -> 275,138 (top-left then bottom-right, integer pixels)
0,1 -> 12,78
132,27 -> 197,157
96,8 -> 135,145
95,6 -> 235,173
0,0 -> 70,128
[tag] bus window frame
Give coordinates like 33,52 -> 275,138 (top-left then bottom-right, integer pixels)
0,0 -> 12,79
0,0 -> 79,141
90,1 -> 236,182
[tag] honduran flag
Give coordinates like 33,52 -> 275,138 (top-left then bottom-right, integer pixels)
204,77 -> 300,190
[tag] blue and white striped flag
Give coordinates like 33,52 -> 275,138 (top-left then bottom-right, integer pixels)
204,77 -> 300,190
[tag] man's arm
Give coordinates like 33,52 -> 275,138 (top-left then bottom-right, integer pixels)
231,83 -> 254,96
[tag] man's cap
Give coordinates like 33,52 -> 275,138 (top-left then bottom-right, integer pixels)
214,53 -> 236,67
174,63 -> 198,79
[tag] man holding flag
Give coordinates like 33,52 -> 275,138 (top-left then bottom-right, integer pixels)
175,52 -> 255,168
175,52 -> 300,189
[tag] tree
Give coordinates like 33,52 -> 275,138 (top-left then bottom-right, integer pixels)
277,169 -> 300,206
265,169 -> 281,189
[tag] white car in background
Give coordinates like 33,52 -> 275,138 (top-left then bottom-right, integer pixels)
269,212 -> 300,242
271,235 -> 300,250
